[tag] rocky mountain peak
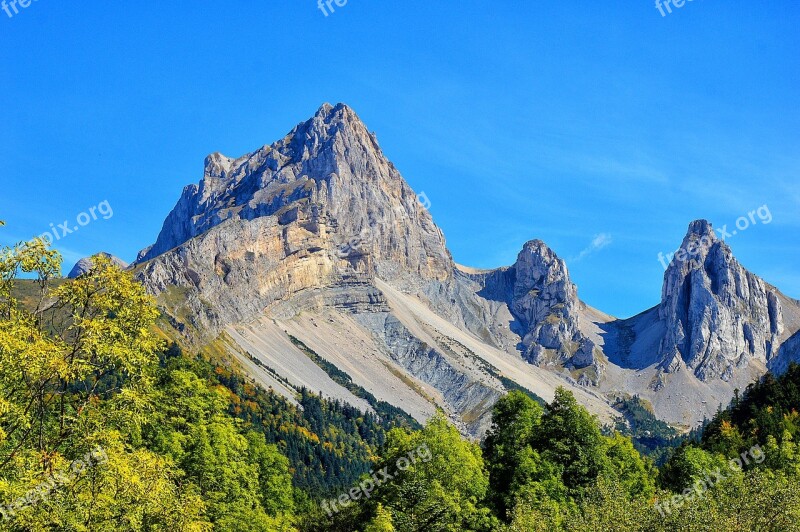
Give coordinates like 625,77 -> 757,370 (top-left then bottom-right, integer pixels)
312,102 -> 364,129
686,218 -> 716,239
203,152 -> 235,179
658,220 -> 784,380
135,103 -> 452,336
282,102 -> 378,163
135,102 -> 449,273
661,219 -> 720,302
506,240 -> 599,381
514,240 -> 573,291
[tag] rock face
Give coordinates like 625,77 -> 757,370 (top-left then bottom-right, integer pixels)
472,241 -> 600,382
137,103 -> 451,281
135,103 -> 453,335
657,220 -> 784,381
768,331 -> 800,375
67,253 -> 128,278
354,311 -> 503,433
510,241 -> 597,370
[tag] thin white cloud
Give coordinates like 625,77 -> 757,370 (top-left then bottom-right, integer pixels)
570,155 -> 670,185
572,233 -> 613,263
55,247 -> 90,271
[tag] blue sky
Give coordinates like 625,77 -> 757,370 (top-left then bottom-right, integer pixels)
1,1 -> 798,318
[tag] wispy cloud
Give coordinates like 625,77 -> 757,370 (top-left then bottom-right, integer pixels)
54,247 -> 90,271
572,233 -> 612,263
569,155 -> 670,185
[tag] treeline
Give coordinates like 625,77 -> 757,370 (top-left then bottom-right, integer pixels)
0,233 -> 420,530
0,241 -> 297,530
285,334 -> 421,434
611,395 -> 682,464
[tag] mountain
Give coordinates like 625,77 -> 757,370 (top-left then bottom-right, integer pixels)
134,103 -> 452,332
465,240 -> 602,383
132,103 -> 800,434
67,253 -> 128,278
588,221 -> 800,424
657,220 -> 790,379
131,103 -> 615,436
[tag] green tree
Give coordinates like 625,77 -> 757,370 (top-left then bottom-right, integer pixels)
246,431 -> 295,516
482,390 -> 544,518
535,388 -> 606,493
372,413 -> 493,531
364,503 -> 394,532
485,387 -> 655,526
658,444 -> 727,492
0,237 -> 209,530
146,368 -> 296,530
601,432 -> 656,499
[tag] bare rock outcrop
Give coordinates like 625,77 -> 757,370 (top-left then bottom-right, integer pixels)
511,241 -> 598,370
135,103 -> 453,336
461,240 -> 602,383
768,330 -> 800,375
658,220 -> 784,381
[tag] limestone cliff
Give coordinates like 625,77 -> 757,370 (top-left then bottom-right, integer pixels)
135,103 -> 453,335
658,220 -> 785,381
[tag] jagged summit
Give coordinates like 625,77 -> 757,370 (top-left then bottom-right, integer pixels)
136,103 -> 386,264
199,104 -> 360,185
466,239 -> 601,385
511,241 -> 599,378
658,219 -> 785,380
661,219 -> 721,302
685,218 -> 715,238
515,240 -> 570,285
135,102 -> 452,332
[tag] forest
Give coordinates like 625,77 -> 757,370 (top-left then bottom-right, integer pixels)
1,232 -> 799,531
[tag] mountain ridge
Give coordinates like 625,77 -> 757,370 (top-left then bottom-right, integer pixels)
128,102 -> 800,434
